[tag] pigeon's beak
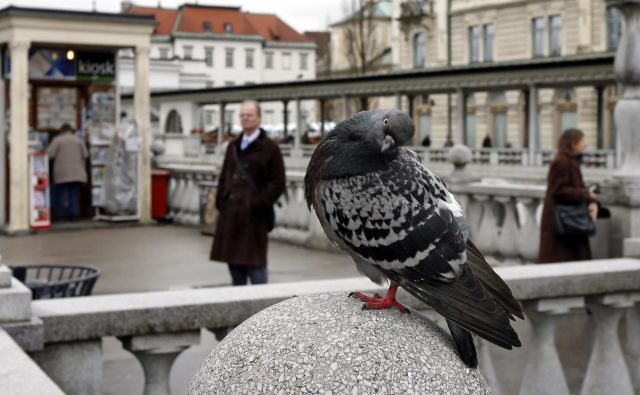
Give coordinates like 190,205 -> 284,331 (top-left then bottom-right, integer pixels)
381,134 -> 396,153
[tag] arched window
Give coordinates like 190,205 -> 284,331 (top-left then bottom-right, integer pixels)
414,32 -> 426,68
165,110 -> 183,134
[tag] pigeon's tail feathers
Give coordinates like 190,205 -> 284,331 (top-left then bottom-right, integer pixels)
383,265 -> 521,350
465,240 -> 524,320
446,319 -> 478,368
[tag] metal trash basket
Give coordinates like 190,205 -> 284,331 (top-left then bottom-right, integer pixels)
10,265 -> 100,299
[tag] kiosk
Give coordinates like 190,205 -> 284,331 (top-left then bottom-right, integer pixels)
0,6 -> 155,232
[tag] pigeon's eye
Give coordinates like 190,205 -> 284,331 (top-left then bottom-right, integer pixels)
383,118 -> 389,125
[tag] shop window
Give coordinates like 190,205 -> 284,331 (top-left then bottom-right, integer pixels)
265,52 -> 274,69
245,49 -> 254,68
532,17 -> 545,57
282,52 -> 292,70
608,6 -> 623,51
468,26 -> 480,63
165,110 -> 183,134
205,110 -> 216,125
490,92 -> 508,148
205,47 -> 214,67
483,24 -> 494,62
555,88 -> 577,139
414,32 -> 426,68
225,48 -> 234,68
549,15 -> 563,56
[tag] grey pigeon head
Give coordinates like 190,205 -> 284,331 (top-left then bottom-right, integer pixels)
305,109 -> 415,206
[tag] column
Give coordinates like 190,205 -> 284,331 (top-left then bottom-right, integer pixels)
528,86 -> 538,166
0,63 -> 5,227
608,0 -> 640,255
319,99 -> 326,137
342,95 -> 349,120
456,89 -> 466,144
217,102 -> 226,155
282,100 -> 289,138
7,39 -> 30,232
134,45 -> 151,223
359,96 -> 368,111
293,98 -> 303,157
395,93 -> 402,111
408,94 -> 415,121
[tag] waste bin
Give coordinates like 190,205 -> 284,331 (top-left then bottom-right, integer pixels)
10,265 -> 100,299
152,169 -> 171,220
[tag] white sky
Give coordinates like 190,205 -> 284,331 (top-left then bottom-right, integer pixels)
0,0 -> 346,32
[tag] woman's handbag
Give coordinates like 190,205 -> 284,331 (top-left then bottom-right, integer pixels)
553,202 -> 596,237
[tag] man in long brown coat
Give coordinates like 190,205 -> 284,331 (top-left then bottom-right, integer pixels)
210,100 -> 285,285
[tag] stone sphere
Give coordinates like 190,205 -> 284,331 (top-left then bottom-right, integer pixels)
189,292 -> 490,395
448,144 -> 473,166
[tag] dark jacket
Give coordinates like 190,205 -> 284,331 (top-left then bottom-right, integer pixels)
210,130 -> 286,267
538,152 -> 595,263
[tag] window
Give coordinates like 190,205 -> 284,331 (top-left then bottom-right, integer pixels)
532,17 -> 545,57
183,46 -> 193,60
414,32 -> 426,68
265,52 -> 274,69
549,15 -> 562,56
165,110 -> 182,134
203,21 -> 212,32
224,81 -> 235,86
205,47 -> 214,67
468,26 -> 480,63
245,49 -> 254,68
159,48 -> 169,59
607,6 -> 623,51
300,53 -> 309,70
206,81 -> 214,88
483,24 -> 494,62
282,52 -> 292,70
224,110 -> 234,132
225,48 -> 234,68
205,110 -> 216,125
224,23 -> 233,33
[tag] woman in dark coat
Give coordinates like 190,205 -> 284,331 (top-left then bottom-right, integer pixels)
210,101 -> 285,284
538,129 -> 599,263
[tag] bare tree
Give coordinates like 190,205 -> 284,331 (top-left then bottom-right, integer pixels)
341,0 -> 382,110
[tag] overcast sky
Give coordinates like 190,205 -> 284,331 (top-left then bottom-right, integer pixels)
0,0 -> 347,32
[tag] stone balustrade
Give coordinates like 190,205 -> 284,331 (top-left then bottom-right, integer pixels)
1,258 -> 640,394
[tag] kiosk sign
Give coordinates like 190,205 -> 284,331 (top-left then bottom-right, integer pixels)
77,51 -> 116,82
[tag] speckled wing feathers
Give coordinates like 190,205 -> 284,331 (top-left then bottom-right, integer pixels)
317,150 -> 466,282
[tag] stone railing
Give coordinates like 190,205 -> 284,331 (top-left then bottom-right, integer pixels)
1,259 -> 639,394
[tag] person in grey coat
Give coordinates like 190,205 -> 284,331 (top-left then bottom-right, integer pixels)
47,123 -> 88,221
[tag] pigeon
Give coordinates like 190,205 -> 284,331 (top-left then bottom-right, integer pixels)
304,109 -> 523,368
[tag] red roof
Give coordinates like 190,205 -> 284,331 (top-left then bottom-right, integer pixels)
125,6 -> 177,35
124,4 -> 310,43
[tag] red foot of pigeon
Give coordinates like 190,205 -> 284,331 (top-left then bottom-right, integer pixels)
349,284 -> 409,313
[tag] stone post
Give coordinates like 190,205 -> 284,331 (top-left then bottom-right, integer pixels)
134,45 -> 152,223
120,331 -> 200,395
608,0 -> 640,256
7,39 -> 30,233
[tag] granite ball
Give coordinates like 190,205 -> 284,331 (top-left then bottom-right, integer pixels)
189,292 -> 490,395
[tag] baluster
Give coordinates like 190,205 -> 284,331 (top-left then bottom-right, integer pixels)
495,196 -> 519,258
465,195 -> 483,239
581,294 -> 635,395
516,197 -> 541,261
476,337 -> 503,395
168,175 -> 181,219
520,297 -> 583,395
625,302 -> 640,393
188,174 -> 201,225
120,331 -> 200,395
473,195 -> 497,255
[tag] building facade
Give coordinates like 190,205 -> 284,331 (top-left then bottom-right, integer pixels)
120,3 -> 316,137
330,0 -> 621,150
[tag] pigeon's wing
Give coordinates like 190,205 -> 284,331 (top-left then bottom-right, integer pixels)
317,150 -> 520,349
